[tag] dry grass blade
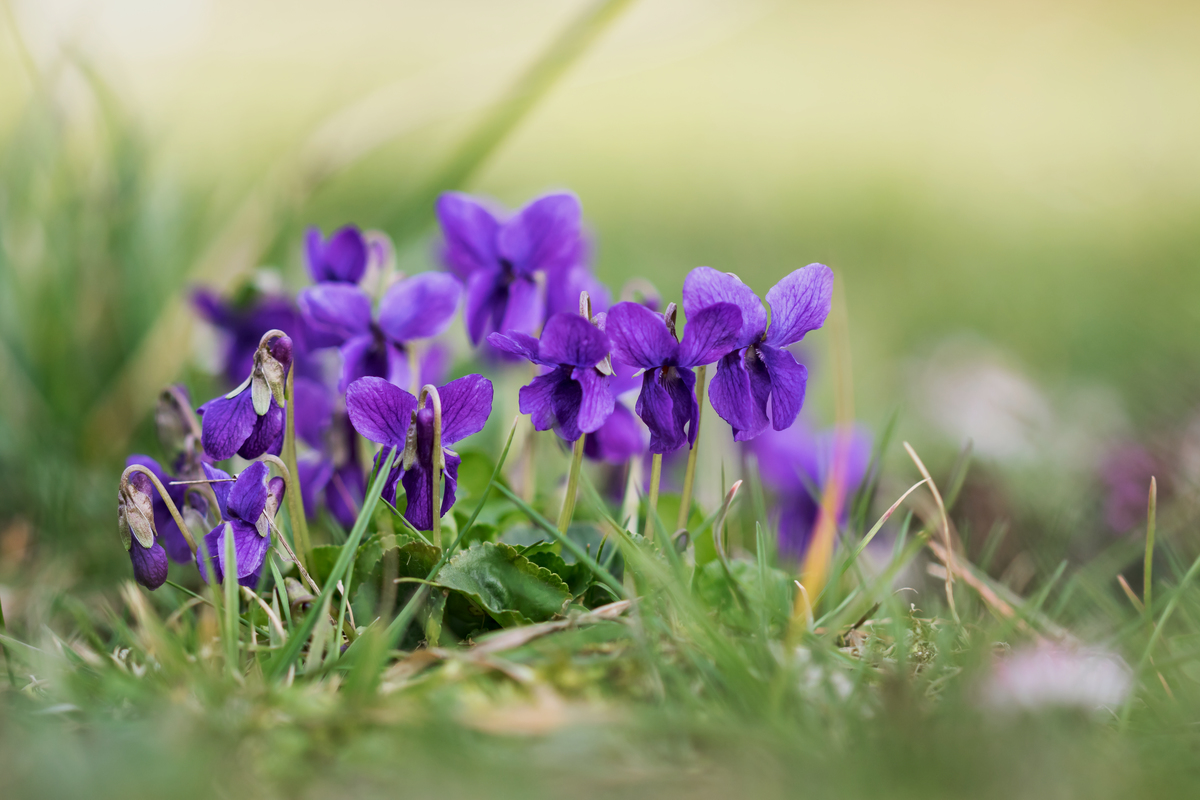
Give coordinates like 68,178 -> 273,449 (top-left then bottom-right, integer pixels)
903,441 -> 958,619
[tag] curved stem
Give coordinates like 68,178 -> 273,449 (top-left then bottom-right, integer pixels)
677,364 -> 706,530
557,434 -> 587,533
121,465 -> 197,555
644,453 -> 663,541
278,366 -> 313,572
419,384 -> 445,548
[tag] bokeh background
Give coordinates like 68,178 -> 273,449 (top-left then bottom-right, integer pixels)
2,0 -> 1199,583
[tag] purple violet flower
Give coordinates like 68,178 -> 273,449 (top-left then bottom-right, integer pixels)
191,289 -> 320,385
748,422 -> 871,559
298,411 -> 367,530
487,312 -> 614,442
298,272 -> 461,393
305,225 -> 368,284
604,300 -> 743,454
124,455 -> 207,564
684,264 -> 833,441
118,471 -> 170,589
346,374 -> 493,531
196,461 -> 285,588
199,333 -> 293,461
436,192 -> 585,346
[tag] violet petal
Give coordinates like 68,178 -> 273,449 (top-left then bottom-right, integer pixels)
538,312 -> 610,368
238,401 -> 284,460
228,461 -> 269,523
572,367 -> 614,434
758,344 -> 808,431
677,302 -> 743,367
763,263 -> 833,348
606,302 -> 679,369
436,193 -> 501,280
497,193 -> 583,278
436,374 -> 494,445
345,376 -> 418,448
377,272 -> 463,342
297,284 -> 372,343
682,267 -> 766,348
200,391 -> 257,462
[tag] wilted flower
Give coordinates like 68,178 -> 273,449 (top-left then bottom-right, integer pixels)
118,472 -> 170,589
124,455 -> 208,564
196,461 -> 284,588
305,225 -> 368,284
684,265 -> 833,441
981,642 -> 1132,713
488,312 -> 614,442
436,192 -> 585,346
199,332 -> 293,461
604,300 -> 742,454
749,421 -> 871,559
346,374 -> 493,530
299,272 -> 461,392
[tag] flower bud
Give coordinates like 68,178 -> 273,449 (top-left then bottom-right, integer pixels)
120,473 -> 157,550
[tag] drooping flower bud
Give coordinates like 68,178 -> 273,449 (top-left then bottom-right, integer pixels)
155,385 -> 196,458
118,472 -> 169,589
120,473 -> 157,550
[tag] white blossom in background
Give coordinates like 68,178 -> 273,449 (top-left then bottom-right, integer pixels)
981,641 -> 1132,713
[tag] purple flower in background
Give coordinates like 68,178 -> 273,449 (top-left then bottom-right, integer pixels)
685,265 -> 833,441
299,272 -> 461,392
604,300 -> 743,454
346,375 -> 493,531
196,461 -> 284,588
305,225 -> 367,284
192,290 -> 316,385
199,333 -> 293,461
118,471 -> 170,589
547,265 -> 610,319
298,412 -> 367,530
124,455 -> 207,564
1100,443 -> 1163,533
584,403 -> 646,463
749,422 -> 871,559
488,312 -> 614,442
436,192 -> 585,345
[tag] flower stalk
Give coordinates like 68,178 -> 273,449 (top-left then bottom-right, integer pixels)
280,364 -> 313,572
644,453 -> 663,541
418,384 -> 445,548
676,364 -> 706,530
557,435 -> 587,533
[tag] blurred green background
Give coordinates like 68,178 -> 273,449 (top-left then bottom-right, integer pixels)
2,0 -> 1199,578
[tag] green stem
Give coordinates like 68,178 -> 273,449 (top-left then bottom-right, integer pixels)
281,366 -> 313,572
420,384 -> 445,549
677,364 -> 706,531
0,589 -> 15,687
644,453 -> 663,541
557,434 -> 587,533
223,528 -> 240,673
1145,476 -> 1157,614
265,447 -> 398,681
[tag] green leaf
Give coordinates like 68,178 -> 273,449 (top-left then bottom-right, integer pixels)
309,544 -> 343,588
526,551 -> 593,597
434,542 -> 570,626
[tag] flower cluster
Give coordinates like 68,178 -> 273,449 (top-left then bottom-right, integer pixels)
121,190 -> 837,590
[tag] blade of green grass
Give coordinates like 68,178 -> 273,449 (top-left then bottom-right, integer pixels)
263,446 -> 396,681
